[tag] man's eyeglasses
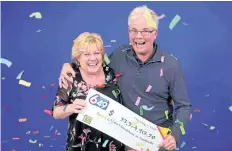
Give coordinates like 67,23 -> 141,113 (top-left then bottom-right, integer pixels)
129,29 -> 156,36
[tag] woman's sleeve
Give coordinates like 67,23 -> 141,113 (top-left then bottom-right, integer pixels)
52,87 -> 72,112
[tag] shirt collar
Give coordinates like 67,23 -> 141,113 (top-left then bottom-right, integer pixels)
128,43 -> 162,64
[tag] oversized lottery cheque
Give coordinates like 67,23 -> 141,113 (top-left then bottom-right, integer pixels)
76,89 -> 170,151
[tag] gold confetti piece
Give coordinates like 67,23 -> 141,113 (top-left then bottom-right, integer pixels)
180,125 -> 185,135
165,110 -> 169,119
110,40 -> 116,43
36,29 -> 41,32
16,70 -> 24,79
29,139 -> 37,144
136,142 -> 144,146
210,126 -> 215,130
19,118 -> 27,122
112,89 -> 120,98
169,15 -> 181,30
19,80 -> 31,87
104,54 -> 111,65
29,12 -> 42,19
12,137 -> 20,140
229,106 -> 232,112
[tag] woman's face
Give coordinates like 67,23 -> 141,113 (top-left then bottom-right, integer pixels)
77,44 -> 103,75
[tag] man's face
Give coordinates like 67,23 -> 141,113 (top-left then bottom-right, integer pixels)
128,15 -> 157,55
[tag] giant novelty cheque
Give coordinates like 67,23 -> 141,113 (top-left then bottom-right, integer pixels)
76,89 -> 170,151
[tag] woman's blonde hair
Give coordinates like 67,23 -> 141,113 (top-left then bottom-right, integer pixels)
71,32 -> 105,64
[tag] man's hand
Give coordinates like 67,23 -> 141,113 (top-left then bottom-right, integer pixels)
59,63 -> 76,89
158,135 -> 176,151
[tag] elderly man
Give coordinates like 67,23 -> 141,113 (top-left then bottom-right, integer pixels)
58,5 -> 192,151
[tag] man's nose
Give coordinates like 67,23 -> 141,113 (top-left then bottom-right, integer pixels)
136,31 -> 143,38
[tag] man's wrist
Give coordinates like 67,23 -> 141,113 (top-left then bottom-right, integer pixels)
63,104 -> 69,113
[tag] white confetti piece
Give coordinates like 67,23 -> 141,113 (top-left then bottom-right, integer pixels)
104,45 -> 111,48
170,54 -> 177,60
110,40 -> 116,43
229,106 -> 232,112
210,126 -> 215,130
0,58 -> 12,67
135,96 -> 141,106
169,15 -> 181,30
145,85 -> 152,92
157,14 -> 166,20
102,140 -> 109,147
182,22 -> 188,26
161,56 -> 165,62
49,125 -> 54,131
29,12 -> 42,19
16,70 -> 24,79
19,80 -> 31,87
202,123 -> 208,126
42,86 -> 46,89
36,29 -> 41,32
141,105 -> 154,111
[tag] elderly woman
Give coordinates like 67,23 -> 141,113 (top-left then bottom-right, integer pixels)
52,32 -> 124,151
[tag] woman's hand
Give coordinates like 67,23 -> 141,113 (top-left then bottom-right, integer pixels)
65,99 -> 87,114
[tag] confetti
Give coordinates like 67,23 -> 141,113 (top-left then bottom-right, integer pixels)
141,105 -> 154,111
189,113 -> 192,121
160,68 -> 163,76
140,106 -> 143,115
135,97 -> 141,106
29,12 -> 42,19
192,147 -> 197,149
229,106 -> 232,112
175,119 -> 184,126
26,131 -> 31,135
12,137 -> 20,140
19,80 -> 31,87
194,108 -> 200,112
33,130 -> 39,135
210,126 -> 215,130
36,29 -> 41,32
49,125 -> 54,131
104,54 -> 111,65
182,22 -> 188,26
39,143 -> 43,147
2,77 -> 6,80
202,123 -> 208,126
180,141 -> 186,148
165,110 -> 169,119
102,140 -> 109,147
18,118 -> 27,122
85,36 -> 94,42
41,95 -> 47,99
157,14 -> 166,20
110,40 -> 116,43
112,89 -> 120,98
44,109 -> 53,116
42,86 -> 46,89
136,143 -> 144,146
145,85 -> 152,92
0,58 -> 12,67
169,15 -> 181,30
180,125 -> 185,135
161,56 -> 165,62
29,139 -> 37,144
115,72 -> 123,78
170,54 -> 177,60
104,45 -> 111,48
145,10 -> 156,29
16,70 -> 24,79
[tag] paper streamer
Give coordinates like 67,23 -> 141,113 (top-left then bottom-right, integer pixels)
169,15 -> 181,30
29,139 -> 37,144
0,58 -> 12,67
165,110 -> 169,119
